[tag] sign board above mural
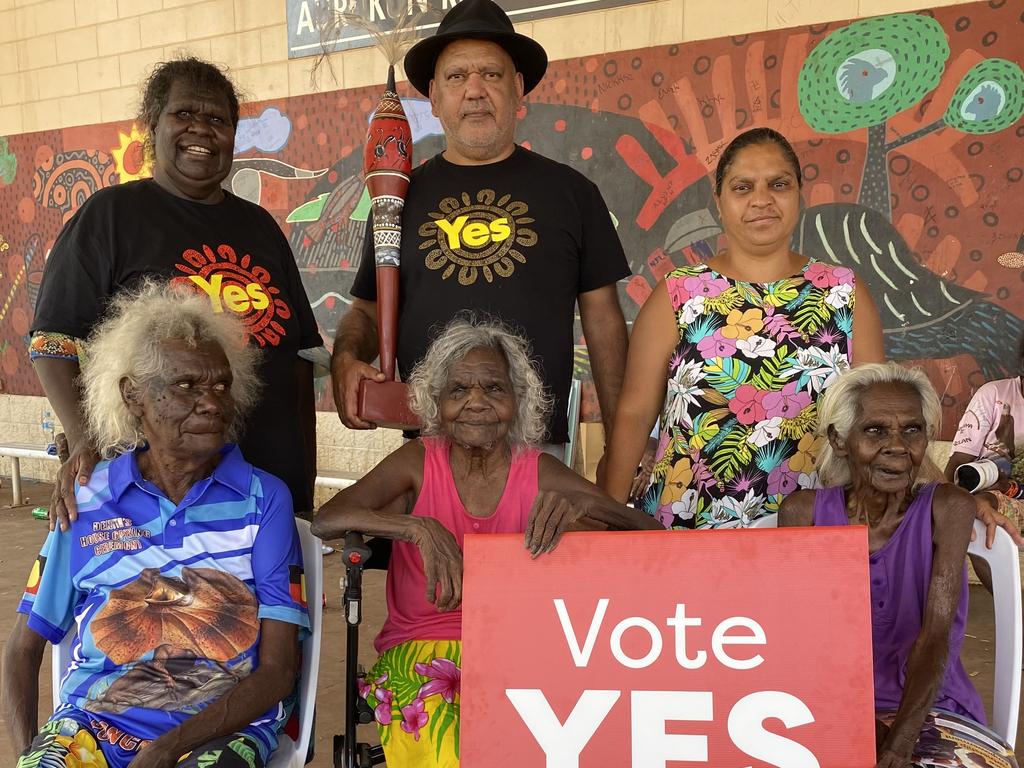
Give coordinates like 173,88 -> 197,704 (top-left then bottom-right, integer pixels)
286,0 -> 646,58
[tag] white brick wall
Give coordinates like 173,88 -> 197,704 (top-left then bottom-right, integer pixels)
0,0 -> 980,135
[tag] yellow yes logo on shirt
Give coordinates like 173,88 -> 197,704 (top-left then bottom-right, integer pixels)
187,273 -> 271,314
422,190 -> 537,285
434,216 -> 512,249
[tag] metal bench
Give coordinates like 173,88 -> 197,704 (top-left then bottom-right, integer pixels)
0,443 -> 58,506
314,470 -> 362,491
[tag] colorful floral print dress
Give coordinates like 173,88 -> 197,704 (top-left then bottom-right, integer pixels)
641,259 -> 855,529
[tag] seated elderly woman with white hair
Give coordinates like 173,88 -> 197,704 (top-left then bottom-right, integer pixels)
2,282 -> 308,768
312,316 -> 660,768
780,363 -> 1018,768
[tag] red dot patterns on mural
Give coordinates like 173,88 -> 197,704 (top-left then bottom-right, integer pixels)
11,307 -> 29,336
581,147 -> 593,160
17,197 -> 35,223
2,345 -> 19,375
555,119 -> 567,132
173,244 -> 290,348
34,145 -> 53,169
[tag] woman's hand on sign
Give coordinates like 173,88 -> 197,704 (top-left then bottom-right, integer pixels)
525,490 -> 601,557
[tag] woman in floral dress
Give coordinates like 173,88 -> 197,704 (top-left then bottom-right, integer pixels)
604,128 -> 885,528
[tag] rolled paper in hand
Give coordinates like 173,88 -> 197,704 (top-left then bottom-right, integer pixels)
954,459 -> 1000,493
363,64 -> 412,382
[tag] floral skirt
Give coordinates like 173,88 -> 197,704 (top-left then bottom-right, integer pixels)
360,640 -> 461,768
877,709 -> 1018,767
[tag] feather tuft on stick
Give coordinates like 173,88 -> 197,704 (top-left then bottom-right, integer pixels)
310,5 -> 432,88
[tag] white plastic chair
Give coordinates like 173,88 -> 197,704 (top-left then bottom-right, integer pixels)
968,519 -> 1022,747
749,513 -> 1021,747
270,518 -> 324,766
747,513 -> 779,529
52,519 -> 324,767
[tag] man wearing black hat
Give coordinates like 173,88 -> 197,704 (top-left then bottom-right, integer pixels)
333,0 -> 630,458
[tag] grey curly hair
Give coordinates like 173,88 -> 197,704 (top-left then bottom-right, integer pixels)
408,316 -> 551,447
80,280 -> 261,458
815,362 -> 942,487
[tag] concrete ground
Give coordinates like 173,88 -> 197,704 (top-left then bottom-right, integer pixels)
0,478 -> 1021,766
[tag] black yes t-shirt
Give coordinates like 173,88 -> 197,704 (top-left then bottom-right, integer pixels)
351,147 -> 629,443
33,180 -> 322,510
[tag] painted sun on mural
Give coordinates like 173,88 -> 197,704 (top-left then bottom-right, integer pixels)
0,0 -> 1021,435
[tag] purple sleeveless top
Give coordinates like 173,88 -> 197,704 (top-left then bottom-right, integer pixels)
812,483 -> 985,723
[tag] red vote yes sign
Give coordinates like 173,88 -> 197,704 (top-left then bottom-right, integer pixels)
461,528 -> 875,767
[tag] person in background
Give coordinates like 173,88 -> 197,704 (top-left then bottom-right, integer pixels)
945,333 -> 1024,483
945,333 -> 1024,529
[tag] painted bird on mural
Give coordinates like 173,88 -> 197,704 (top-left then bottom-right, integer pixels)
962,82 -> 1004,122
837,57 -> 889,103
794,201 -> 1023,379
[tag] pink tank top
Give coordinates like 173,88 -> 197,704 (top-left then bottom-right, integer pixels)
375,437 -> 541,653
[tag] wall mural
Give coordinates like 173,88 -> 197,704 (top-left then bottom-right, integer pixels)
0,0 -> 1021,438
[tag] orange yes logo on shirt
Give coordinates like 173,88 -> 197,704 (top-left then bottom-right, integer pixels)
174,243 -> 289,347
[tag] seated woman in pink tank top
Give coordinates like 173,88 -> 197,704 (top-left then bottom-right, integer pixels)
780,363 -> 1018,768
312,316 -> 659,768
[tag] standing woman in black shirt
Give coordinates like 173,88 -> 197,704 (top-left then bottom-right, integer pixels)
30,57 -> 322,526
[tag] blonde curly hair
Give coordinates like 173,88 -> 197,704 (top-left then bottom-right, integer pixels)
80,279 -> 260,457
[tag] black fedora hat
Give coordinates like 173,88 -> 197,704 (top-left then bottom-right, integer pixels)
403,0 -> 548,97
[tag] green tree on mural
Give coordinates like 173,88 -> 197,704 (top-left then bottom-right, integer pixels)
798,13 -> 1024,218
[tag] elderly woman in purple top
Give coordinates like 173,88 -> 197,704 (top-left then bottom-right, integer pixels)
780,363 -> 1018,768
